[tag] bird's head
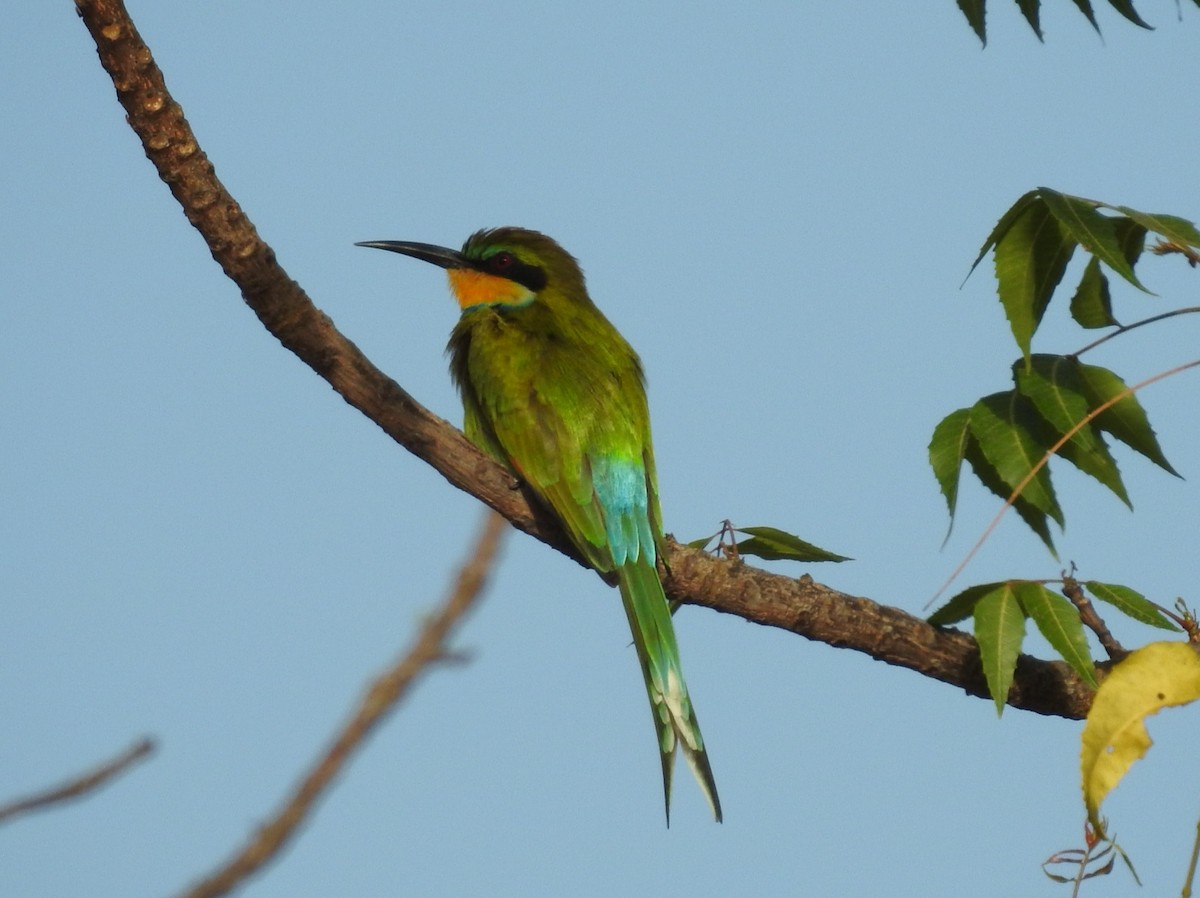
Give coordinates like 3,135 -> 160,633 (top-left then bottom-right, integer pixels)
357,227 -> 585,311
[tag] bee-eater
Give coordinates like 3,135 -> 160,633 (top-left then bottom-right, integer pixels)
358,227 -> 721,823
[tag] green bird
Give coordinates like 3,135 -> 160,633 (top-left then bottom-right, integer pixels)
358,227 -> 721,823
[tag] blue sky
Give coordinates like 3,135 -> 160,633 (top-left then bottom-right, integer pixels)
6,3 -> 1200,895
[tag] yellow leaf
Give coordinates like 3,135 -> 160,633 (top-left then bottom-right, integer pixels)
1081,642 -> 1200,835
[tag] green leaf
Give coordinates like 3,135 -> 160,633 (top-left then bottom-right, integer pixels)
733,527 -> 851,563
1039,188 -> 1148,292
963,434 -> 1057,554
1103,0 -> 1154,30
1085,581 -> 1179,631
993,196 -> 1076,360
1113,206 -> 1200,252
969,391 -> 1064,525
1014,355 -> 1130,507
1069,258 -> 1117,329
967,189 -> 1040,280
1016,0 -> 1043,40
1015,581 -> 1097,687
928,582 -> 1003,627
1111,215 -> 1148,268
1070,217 -> 1145,329
955,0 -> 1155,42
974,584 -> 1026,715
1077,363 -> 1179,477
929,407 -> 971,529
956,0 -> 987,44
1067,0 -> 1102,35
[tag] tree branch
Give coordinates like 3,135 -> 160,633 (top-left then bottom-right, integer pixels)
178,511 -> 507,898
0,738 -> 154,826
73,0 -> 1095,721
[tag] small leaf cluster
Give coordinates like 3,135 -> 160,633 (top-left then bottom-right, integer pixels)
687,524 -> 850,564
928,580 -> 1177,714
930,355 -> 1176,554
956,0 -> 1180,45
931,188 -> 1195,553
971,188 -> 1200,360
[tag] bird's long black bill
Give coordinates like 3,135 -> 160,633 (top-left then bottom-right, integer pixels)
355,240 -> 468,270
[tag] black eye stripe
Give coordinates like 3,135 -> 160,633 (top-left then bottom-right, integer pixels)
480,252 -> 546,292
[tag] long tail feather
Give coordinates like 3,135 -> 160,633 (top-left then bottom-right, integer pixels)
616,559 -> 722,824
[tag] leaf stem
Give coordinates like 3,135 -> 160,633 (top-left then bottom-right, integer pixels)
1061,576 -> 1125,661
1183,813 -> 1200,898
1074,306 -> 1200,358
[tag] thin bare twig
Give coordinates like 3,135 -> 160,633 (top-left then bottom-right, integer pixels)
1062,576 -> 1126,661
0,738 -> 154,826
1073,305 -> 1200,357
177,511 -> 507,898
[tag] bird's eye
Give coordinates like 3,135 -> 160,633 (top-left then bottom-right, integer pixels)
489,251 -> 515,272
479,249 -> 546,292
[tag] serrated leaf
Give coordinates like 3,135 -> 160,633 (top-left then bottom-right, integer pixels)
974,584 -> 1027,715
1112,207 -> 1200,247
1016,0 -> 1044,39
1111,216 -> 1148,268
1069,217 -> 1144,329
1068,0 -> 1102,35
1081,642 -> 1200,834
956,0 -> 987,44
733,526 -> 851,563
1103,0 -> 1154,30
1077,363 -> 1179,476
929,407 -> 972,531
1015,581 -> 1097,687
967,189 -> 1040,280
993,197 -> 1076,359
963,434 -> 1057,554
1039,188 -> 1149,292
1069,258 -> 1117,329
1054,437 -> 1130,507
956,0 -> 1154,43
969,391 -> 1064,524
1085,581 -> 1179,631
1014,355 -> 1130,507
928,582 -> 1003,627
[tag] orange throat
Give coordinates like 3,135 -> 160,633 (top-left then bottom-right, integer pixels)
448,268 -> 535,310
